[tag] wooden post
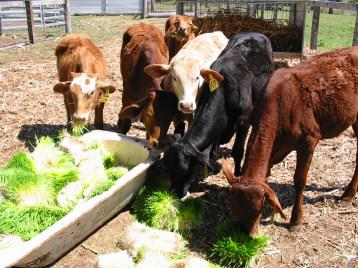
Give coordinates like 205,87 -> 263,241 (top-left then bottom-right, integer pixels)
194,0 -> 200,17
353,8 -> 358,46
40,4 -> 45,30
273,5 -> 278,22
176,1 -> 184,15
64,0 -> 72,33
0,13 -> 2,37
142,0 -> 148,18
310,6 -> 320,50
25,0 -> 35,44
260,4 -> 264,19
150,0 -> 155,13
101,0 -> 108,14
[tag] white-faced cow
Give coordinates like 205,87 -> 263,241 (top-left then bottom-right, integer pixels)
145,31 -> 229,114
54,33 -> 116,129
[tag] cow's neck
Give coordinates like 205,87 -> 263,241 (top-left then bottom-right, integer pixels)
241,104 -> 278,182
183,88 -> 227,153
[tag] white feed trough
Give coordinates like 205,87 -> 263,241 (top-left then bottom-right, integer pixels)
0,130 -> 159,268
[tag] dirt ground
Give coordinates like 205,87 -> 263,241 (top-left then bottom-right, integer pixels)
0,16 -> 357,268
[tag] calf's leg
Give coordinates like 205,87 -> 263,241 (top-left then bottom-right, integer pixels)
94,102 -> 105,129
341,121 -> 358,202
289,137 -> 319,231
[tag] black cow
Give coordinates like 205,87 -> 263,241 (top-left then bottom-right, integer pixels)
164,32 -> 275,197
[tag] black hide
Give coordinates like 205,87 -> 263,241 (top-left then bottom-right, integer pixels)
164,32 -> 275,197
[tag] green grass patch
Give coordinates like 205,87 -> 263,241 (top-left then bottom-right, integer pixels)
132,190 -> 203,235
210,221 -> 269,268
71,122 -> 88,137
4,152 -> 35,172
305,12 -> 355,50
0,201 -> 67,241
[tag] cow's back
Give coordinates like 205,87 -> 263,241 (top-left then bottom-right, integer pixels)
120,23 -> 169,106
55,33 -> 107,82
264,47 -> 358,140
171,31 -> 228,69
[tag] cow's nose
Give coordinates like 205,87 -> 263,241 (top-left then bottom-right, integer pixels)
179,102 -> 193,113
178,26 -> 186,33
73,114 -> 87,124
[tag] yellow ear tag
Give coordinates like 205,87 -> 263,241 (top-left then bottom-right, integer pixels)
209,75 -> 219,92
101,88 -> 110,103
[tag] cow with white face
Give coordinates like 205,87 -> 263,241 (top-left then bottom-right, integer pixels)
53,33 -> 116,129
144,31 -> 229,114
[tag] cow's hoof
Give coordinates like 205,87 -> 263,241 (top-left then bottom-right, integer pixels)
338,200 -> 352,207
288,224 -> 302,232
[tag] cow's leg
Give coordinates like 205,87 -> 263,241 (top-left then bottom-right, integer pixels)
341,121 -> 358,202
94,102 -> 104,129
117,113 -> 132,134
232,126 -> 249,176
289,137 -> 319,231
65,97 -> 72,131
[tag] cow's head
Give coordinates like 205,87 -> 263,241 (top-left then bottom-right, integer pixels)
144,60 -> 223,114
221,159 -> 286,237
171,16 -> 198,42
53,72 -> 116,125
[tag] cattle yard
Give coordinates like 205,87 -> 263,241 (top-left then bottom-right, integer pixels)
0,14 -> 358,268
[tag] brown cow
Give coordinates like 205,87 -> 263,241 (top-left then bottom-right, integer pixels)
118,90 -> 187,147
164,15 -> 198,60
117,23 -> 169,134
222,47 -> 358,237
53,33 -> 116,129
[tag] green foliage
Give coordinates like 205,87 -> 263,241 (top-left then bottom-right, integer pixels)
0,201 -> 67,241
88,180 -> 115,198
4,171 -> 55,206
71,123 -> 88,137
106,167 -> 127,181
211,221 -> 269,268
132,190 -> 203,234
4,152 -> 35,172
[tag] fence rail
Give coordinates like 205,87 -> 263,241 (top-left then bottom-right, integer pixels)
306,0 -> 358,48
0,0 -> 71,44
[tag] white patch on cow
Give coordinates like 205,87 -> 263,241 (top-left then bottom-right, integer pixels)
71,73 -> 97,95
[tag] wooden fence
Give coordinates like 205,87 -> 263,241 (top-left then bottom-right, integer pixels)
0,0 -> 72,44
308,0 -> 358,48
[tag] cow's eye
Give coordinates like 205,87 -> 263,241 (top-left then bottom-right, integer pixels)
196,76 -> 199,81
173,77 -> 177,82
90,91 -> 95,96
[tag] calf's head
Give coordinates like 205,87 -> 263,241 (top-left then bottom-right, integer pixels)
221,159 -> 286,237
171,16 -> 198,42
54,72 -> 115,125
144,60 -> 223,114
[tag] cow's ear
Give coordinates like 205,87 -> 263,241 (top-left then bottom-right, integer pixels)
200,69 -> 224,83
53,81 -> 71,94
118,104 -> 143,119
97,80 -> 116,94
144,64 -> 170,78
261,183 -> 287,220
190,23 -> 199,32
220,158 -> 240,185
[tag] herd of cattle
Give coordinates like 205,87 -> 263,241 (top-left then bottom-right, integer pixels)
52,15 -> 358,237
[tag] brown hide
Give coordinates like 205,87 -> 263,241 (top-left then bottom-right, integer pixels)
119,91 -> 185,147
222,47 -> 358,236
54,33 -> 114,129
164,15 -> 197,60
118,23 -> 169,134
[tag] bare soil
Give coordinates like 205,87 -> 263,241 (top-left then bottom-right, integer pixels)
0,16 -> 357,268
